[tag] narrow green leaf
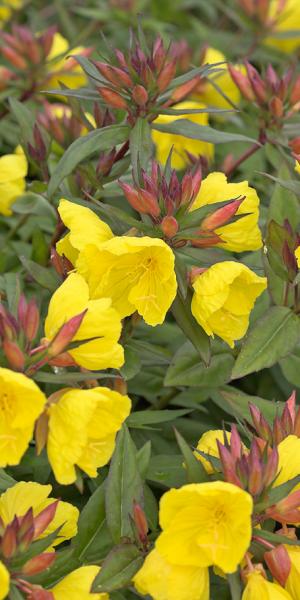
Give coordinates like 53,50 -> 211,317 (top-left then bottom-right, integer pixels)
171,291 -> 211,366
232,306 -> 300,379
20,257 -> 59,291
267,475 -> 300,506
129,118 -> 153,181
48,124 -> 130,197
228,572 -> 242,600
127,409 -> 192,428
105,426 -> 143,543
72,483 -> 110,560
175,429 -> 208,483
165,342 -> 233,387
92,543 -> 143,593
211,386 -> 284,423
152,119 -> 258,144
33,371 -> 116,384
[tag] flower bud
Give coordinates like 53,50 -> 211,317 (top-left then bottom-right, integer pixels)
119,182 -> 160,217
245,61 -> 267,104
132,84 -> 148,106
1,46 -> 27,69
160,216 -> 179,238
228,65 -> 254,101
264,545 -> 291,587
266,489 -> 300,523
133,502 -> 148,544
2,519 -> 18,558
269,96 -> 284,118
97,87 -> 128,110
47,310 -> 87,357
33,501 -> 58,539
201,197 -> 244,231
191,231 -> 223,248
24,298 -> 40,342
22,553 -> 56,576
2,340 -> 25,371
171,76 -> 199,102
291,76 -> 300,105
157,59 -> 177,92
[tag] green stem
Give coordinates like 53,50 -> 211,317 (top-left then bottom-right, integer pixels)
228,572 -> 242,600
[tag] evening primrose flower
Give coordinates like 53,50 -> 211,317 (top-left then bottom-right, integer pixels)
194,430 -> 231,474
152,101 -> 214,170
266,0 -> 300,54
77,236 -> 177,327
0,368 -> 46,467
47,387 -> 131,484
191,262 -> 267,348
274,435 -> 300,490
195,47 -> 245,109
0,481 -> 78,544
134,548 -> 209,600
45,32 -> 89,90
156,481 -> 253,573
242,571 -> 292,599
0,145 -> 27,216
51,566 -> 108,600
44,272 -> 124,370
191,172 -> 262,252
0,562 -> 9,600
56,199 -> 113,266
285,546 -> 300,599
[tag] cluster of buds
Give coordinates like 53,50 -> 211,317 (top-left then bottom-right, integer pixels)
266,219 -> 300,284
119,160 -> 245,247
88,35 -> 199,122
249,391 -> 300,446
229,61 -> 300,128
215,425 -> 279,500
0,502 -> 58,599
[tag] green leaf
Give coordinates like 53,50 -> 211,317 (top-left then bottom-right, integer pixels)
129,118 -> 153,181
146,455 -> 186,488
0,469 -> 16,493
48,124 -> 130,197
136,441 -> 152,478
175,429 -> 208,483
267,475 -> 300,506
20,256 -> 60,291
72,483 -> 111,560
211,386 -> 284,423
151,119 -> 258,144
92,543 -> 143,593
11,526 -> 63,569
165,341 -> 234,387
9,98 -> 36,143
231,306 -> 300,379
33,371 -> 116,384
127,409 -> 192,428
12,193 -> 56,219
120,346 -> 141,381
228,572 -> 242,600
171,292 -> 211,366
255,528 -> 300,547
105,426 -> 143,543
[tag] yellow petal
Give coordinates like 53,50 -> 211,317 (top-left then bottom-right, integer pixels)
44,272 -> 89,340
242,571 -> 292,599
0,561 -> 9,600
51,565 -> 108,600
58,199 -> 113,254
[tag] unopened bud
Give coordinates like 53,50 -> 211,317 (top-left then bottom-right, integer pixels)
33,501 -> 58,539
189,267 -> 207,284
2,339 -> 25,371
191,231 -> 223,248
157,59 -> 177,92
160,215 -> 178,238
35,411 -> 49,456
228,65 -> 254,102
245,61 -> 267,104
291,76 -> 300,105
133,502 -> 148,544
248,440 -> 263,496
269,96 -> 284,118
1,46 -> 27,69
171,76 -> 199,102
24,298 -> 40,342
119,182 -> 160,217
47,310 -> 87,357
201,197 -> 244,231
264,545 -> 291,587
97,87 -> 128,110
2,519 -> 18,558
22,553 -> 56,576
266,489 -> 300,523
132,84 -> 148,106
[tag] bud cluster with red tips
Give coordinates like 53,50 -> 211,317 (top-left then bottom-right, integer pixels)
119,159 -> 246,247
0,25 -> 56,83
0,501 -> 58,598
249,391 -> 300,446
266,218 -> 300,286
229,61 -> 300,127
87,35 -> 197,121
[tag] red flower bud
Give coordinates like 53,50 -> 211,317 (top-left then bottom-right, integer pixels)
201,197 -> 244,231
264,545 -> 291,587
171,76 -> 199,102
269,96 -> 284,118
160,216 -> 179,238
291,76 -> 300,105
245,61 -> 267,104
157,59 -> 177,92
33,501 -> 58,539
97,87 -> 128,110
133,502 -> 148,544
119,182 -> 160,217
228,65 -> 255,102
191,231 -> 223,248
22,553 -> 56,576
2,340 -> 25,371
132,84 -> 148,106
1,46 -> 27,69
2,519 -> 18,558
24,298 -> 40,342
47,310 -> 87,357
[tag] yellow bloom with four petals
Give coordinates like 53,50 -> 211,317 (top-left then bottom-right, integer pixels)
0,368 -> 46,467
0,145 -> 27,216
47,387 -> 131,484
77,236 -> 177,327
191,261 -> 267,348
44,272 -> 124,370
134,548 -> 209,600
156,481 -> 253,573
152,101 -> 214,170
51,565 -> 108,600
191,172 -> 262,252
0,481 -> 78,545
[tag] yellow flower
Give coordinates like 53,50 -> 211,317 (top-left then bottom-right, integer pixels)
156,481 -> 253,573
194,430 -> 231,474
0,562 -> 9,600
134,548 -> 209,600
56,199 -> 113,266
0,0 -> 22,25
77,236 -> 177,327
0,368 -> 46,467
195,47 -> 245,109
285,545 -> 300,600
152,101 -> 214,170
191,261 -> 267,348
45,32 -> 88,90
295,246 -> 300,269
242,571 -> 292,599
44,272 -> 124,370
295,161 -> 300,176
0,145 -> 27,216
191,172 -> 262,252
274,435 -> 300,490
51,566 -> 108,600
266,0 -> 300,53
47,387 -> 131,484
0,481 -> 78,545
